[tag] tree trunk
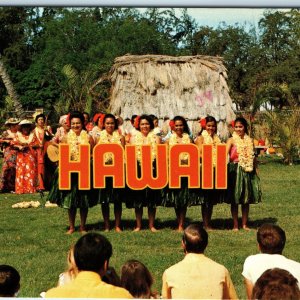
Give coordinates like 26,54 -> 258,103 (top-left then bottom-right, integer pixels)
0,54 -> 24,117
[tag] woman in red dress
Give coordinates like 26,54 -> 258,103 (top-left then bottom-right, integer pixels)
33,113 -> 53,191
13,120 -> 39,194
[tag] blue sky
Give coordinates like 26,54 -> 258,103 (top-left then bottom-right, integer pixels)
139,8 -> 288,30
187,8 -> 268,28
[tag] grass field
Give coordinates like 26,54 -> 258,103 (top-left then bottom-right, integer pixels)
1,160 -> 300,298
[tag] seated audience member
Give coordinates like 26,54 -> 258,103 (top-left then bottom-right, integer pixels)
162,224 -> 237,299
0,265 -> 20,297
58,245 -> 78,286
252,268 -> 300,300
242,223 -> 300,299
121,260 -> 158,299
45,233 -> 132,298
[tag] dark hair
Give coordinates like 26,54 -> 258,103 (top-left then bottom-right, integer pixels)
0,265 -> 20,297
83,112 -> 90,119
252,268 -> 300,300
137,115 -> 154,131
121,260 -> 154,298
234,117 -> 249,134
69,111 -> 86,130
103,114 -> 118,130
35,113 -> 46,123
130,115 -> 137,125
102,267 -> 121,287
182,224 -> 208,254
257,224 -> 286,254
149,114 -> 158,122
199,115 -> 217,135
173,116 -> 190,135
74,233 -> 112,272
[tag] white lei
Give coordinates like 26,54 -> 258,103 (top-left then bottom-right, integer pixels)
98,130 -> 122,163
169,132 -> 190,161
133,131 -> 157,162
2,130 -> 17,139
67,129 -> 90,161
201,130 -> 221,166
232,132 -> 254,172
16,131 -> 35,145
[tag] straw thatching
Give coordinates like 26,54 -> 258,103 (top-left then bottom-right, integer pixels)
108,54 -> 236,138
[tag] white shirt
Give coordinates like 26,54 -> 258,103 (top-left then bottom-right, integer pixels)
242,253 -> 300,284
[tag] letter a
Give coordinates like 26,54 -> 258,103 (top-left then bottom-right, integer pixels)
93,144 -> 125,188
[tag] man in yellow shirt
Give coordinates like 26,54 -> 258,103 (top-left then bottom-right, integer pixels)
45,233 -> 132,298
162,224 -> 237,299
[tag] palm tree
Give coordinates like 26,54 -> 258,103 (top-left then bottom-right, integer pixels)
0,54 -> 24,117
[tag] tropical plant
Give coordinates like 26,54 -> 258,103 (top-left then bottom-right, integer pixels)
56,64 -> 102,115
0,54 -> 24,117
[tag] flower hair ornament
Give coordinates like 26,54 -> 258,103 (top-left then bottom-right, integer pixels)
200,118 -> 206,128
230,120 -> 235,127
169,119 -> 175,131
133,115 -> 141,129
93,113 -> 105,128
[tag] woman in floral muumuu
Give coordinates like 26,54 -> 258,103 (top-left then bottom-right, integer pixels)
226,117 -> 261,231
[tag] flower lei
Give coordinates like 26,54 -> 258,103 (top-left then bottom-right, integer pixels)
201,130 -> 221,166
34,127 -> 45,145
169,133 -> 190,161
67,129 -> 90,161
16,131 -> 35,145
98,130 -> 122,163
133,131 -> 157,162
232,132 -> 254,172
3,130 -> 17,139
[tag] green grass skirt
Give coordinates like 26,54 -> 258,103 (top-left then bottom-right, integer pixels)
47,168 -> 98,209
225,163 -> 262,205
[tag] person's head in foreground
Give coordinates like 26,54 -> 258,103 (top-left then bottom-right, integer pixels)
257,223 -> 286,254
0,265 -> 20,297
182,223 -> 208,254
74,232 -> 112,277
252,268 -> 300,300
121,260 -> 155,298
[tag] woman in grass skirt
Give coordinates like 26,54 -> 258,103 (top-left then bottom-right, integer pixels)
128,114 -> 161,232
48,111 -> 96,234
195,116 -> 223,230
226,117 -> 261,231
97,113 -> 125,232
164,116 -> 193,231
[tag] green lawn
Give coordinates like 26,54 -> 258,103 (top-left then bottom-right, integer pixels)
1,161 -> 300,298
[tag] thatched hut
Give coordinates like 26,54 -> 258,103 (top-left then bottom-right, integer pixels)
108,54 -> 235,138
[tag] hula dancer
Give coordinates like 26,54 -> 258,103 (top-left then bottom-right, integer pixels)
128,114 -> 161,232
195,116 -> 223,230
97,113 -> 125,232
166,116 -> 193,232
48,111 -> 96,234
226,117 -> 262,231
